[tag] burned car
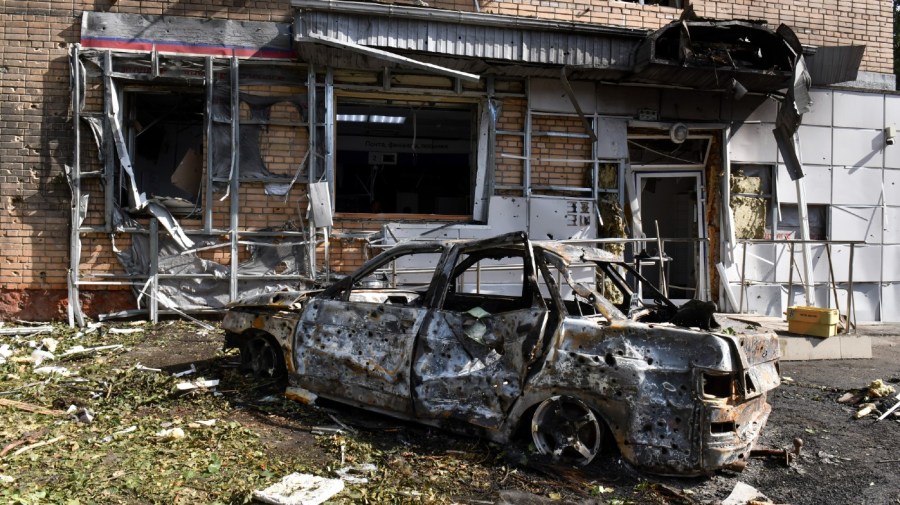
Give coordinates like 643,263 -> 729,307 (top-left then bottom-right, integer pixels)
222,232 -> 780,475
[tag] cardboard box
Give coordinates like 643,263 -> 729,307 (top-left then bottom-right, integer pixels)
786,306 -> 839,338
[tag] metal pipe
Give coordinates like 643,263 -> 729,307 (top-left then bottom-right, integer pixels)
149,218 -> 159,323
103,51 -> 115,234
229,56 -> 240,302
204,56 -> 214,233
68,45 -> 83,327
823,244 -> 845,332
847,243 -> 855,333
739,241 -> 748,313
787,241 -> 795,308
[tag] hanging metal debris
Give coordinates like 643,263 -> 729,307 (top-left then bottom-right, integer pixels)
223,232 -> 781,475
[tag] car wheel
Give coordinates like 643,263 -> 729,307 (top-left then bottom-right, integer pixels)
531,395 -> 602,466
244,335 -> 284,378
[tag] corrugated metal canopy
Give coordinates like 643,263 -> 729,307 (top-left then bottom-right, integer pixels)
292,0 -> 644,73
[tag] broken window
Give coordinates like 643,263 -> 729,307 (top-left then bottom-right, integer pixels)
628,137 -> 711,167
125,91 -> 205,215
334,102 -> 475,215
776,204 -> 828,240
730,164 -> 773,240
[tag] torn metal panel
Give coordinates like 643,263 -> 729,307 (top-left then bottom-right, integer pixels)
224,232 -> 780,475
81,12 -> 294,59
630,20 -> 795,92
296,32 -> 480,83
308,182 -> 333,228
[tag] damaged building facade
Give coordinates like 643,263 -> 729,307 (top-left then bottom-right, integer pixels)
0,0 -> 897,323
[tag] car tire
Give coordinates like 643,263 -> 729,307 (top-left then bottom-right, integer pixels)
531,395 -> 603,466
242,334 -> 285,379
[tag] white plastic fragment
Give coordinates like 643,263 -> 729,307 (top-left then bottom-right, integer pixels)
722,482 -> 768,505
335,464 -> 377,485
40,337 -> 59,353
0,344 -> 12,364
252,473 -> 345,505
0,474 -> 14,485
155,427 -> 186,440
134,363 -> 163,373
173,364 -> 197,377
109,328 -> 143,335
30,349 -> 55,366
33,366 -> 72,377
101,425 -> 137,443
176,379 -> 219,391
61,344 -> 124,357
0,325 -> 54,337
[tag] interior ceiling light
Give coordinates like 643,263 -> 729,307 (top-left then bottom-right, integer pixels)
669,122 -> 689,144
368,115 -> 406,124
336,114 -> 368,122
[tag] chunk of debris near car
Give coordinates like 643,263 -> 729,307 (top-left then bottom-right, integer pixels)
223,232 -> 782,475
252,473 -> 344,505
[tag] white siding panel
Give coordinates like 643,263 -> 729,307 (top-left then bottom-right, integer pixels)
830,284 -> 881,322
833,91 -> 884,129
884,206 -> 900,244
804,89 -> 833,126
829,245 -> 882,282
797,125 -> 832,165
597,85 -> 659,116
596,118 -> 627,159
831,166 -> 883,204
832,129 -> 883,168
530,78 -> 595,113
883,93 -> 900,129
882,245 -> 900,280
881,283 -> 900,321
776,164 -> 832,204
773,243 -> 831,283
729,123 -> 778,164
487,196 -> 527,232
829,206 -> 883,243
885,169 -> 900,204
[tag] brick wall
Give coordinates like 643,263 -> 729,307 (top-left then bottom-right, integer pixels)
432,0 -> 893,74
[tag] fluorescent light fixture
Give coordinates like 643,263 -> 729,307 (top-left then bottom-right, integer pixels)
336,114 -> 368,122
369,115 -> 406,124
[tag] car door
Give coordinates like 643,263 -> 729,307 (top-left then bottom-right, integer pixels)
292,244 -> 442,415
412,236 -> 550,429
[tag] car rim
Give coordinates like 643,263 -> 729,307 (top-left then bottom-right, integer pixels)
531,395 -> 602,466
248,337 -> 279,378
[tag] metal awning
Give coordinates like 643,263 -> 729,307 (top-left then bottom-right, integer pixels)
628,20 -> 797,92
291,0 -> 644,77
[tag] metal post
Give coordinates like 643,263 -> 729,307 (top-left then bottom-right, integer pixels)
149,218 -> 159,323
67,45 -> 84,327
524,79 -> 533,230
846,243 -> 855,333
229,56 -> 240,302
739,241 -> 748,313
307,65 -> 317,279
787,241 -> 794,308
323,66 -> 334,281
824,244 -> 845,332
204,57 -> 214,233
103,51 -> 115,233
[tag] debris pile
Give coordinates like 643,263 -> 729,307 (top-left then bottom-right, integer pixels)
838,378 -> 900,421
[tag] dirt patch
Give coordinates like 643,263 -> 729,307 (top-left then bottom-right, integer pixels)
1,321 -> 897,504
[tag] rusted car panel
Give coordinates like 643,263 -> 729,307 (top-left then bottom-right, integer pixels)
223,232 -> 780,476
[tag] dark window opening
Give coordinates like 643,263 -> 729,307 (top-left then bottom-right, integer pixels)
125,92 -> 205,216
710,421 -> 736,434
335,103 -> 474,215
776,204 -> 828,240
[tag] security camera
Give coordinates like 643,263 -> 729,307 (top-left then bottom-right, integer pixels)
886,126 -> 896,146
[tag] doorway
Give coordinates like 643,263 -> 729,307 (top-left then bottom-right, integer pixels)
637,174 -> 702,301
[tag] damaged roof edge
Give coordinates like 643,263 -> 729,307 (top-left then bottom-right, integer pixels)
290,0 -> 649,38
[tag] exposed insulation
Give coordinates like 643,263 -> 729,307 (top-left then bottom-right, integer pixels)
731,174 -> 763,195
731,196 -> 767,239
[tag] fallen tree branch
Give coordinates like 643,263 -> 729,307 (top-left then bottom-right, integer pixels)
0,398 -> 65,417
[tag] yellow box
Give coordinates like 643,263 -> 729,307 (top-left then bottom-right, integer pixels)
786,306 -> 839,325
786,306 -> 839,338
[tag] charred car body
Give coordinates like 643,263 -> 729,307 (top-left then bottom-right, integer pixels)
222,232 -> 780,475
